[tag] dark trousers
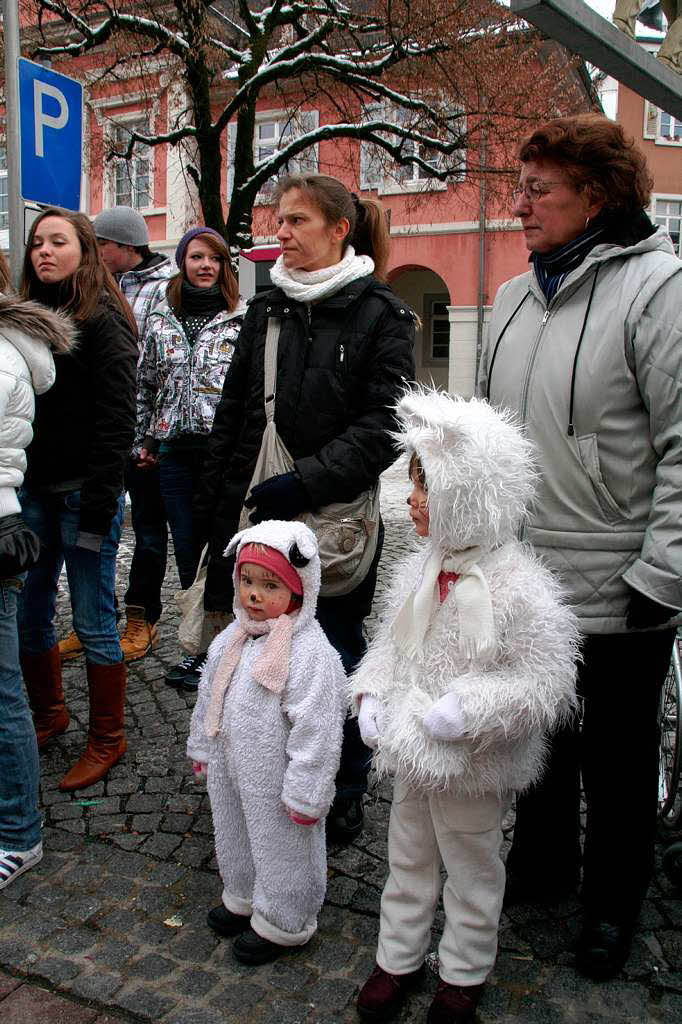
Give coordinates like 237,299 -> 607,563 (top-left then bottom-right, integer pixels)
316,521 -> 385,800
124,457 -> 168,624
508,629 -> 676,924
159,448 -> 207,591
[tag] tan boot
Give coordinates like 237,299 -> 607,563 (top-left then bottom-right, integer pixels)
58,630 -> 83,661
59,661 -> 127,791
20,645 -> 70,747
119,606 -> 159,662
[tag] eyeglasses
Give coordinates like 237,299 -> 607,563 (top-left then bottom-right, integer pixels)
511,181 -> 564,204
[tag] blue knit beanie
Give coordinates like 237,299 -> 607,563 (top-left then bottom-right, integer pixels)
175,226 -> 226,269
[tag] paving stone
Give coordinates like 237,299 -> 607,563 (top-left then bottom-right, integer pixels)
0,974 -> 22,998
170,926 -> 219,962
128,952 -> 177,979
50,802 -> 85,821
62,895 -> 104,922
91,938 -> 137,971
69,971 -> 124,1001
173,838 -> 214,868
112,986 -> 178,1019
145,777 -> 178,793
172,967 -> 222,997
108,833 -> 145,851
139,833 -> 184,859
130,813 -> 164,833
147,862 -> 188,886
0,939 -> 38,969
164,1011 -> 229,1024
0,985 -> 99,1023
124,793 -> 162,813
105,776 -> 141,796
52,926 -> 98,956
88,814 -> 129,833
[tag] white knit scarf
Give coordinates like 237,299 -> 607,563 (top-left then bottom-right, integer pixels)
269,245 -> 374,304
390,546 -> 496,662
204,611 -> 297,738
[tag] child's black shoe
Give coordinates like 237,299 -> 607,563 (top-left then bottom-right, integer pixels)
233,926 -> 288,965
326,796 -> 364,844
206,904 -> 251,937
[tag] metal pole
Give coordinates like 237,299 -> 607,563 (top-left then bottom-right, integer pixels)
3,0 -> 24,288
476,129 -> 487,370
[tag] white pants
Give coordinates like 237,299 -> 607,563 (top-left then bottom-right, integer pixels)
377,778 -> 510,986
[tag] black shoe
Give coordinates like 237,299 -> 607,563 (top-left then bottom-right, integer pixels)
207,904 -> 251,938
326,796 -> 364,845
574,918 -> 634,980
233,926 -> 288,965
164,653 -> 207,691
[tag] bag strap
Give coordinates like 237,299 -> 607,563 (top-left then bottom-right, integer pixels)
263,317 -> 281,425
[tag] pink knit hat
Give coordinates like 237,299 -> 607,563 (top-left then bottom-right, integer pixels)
237,543 -> 303,596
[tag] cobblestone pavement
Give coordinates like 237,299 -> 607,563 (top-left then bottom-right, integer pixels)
1,458 -> 681,1023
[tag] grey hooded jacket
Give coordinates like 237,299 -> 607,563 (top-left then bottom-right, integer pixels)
479,227 -> 682,633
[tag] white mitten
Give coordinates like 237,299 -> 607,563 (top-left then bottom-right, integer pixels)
423,691 -> 469,741
358,694 -> 384,750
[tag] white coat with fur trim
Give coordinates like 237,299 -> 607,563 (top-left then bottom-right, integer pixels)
351,390 -> 580,797
187,519 -> 346,821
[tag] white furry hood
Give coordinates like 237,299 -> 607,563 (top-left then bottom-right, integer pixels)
394,388 -> 537,553
0,293 -> 77,396
225,519 -> 321,630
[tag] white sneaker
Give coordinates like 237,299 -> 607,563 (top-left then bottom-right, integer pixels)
0,841 -> 43,890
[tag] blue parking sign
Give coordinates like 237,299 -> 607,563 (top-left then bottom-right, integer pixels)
18,58 -> 83,210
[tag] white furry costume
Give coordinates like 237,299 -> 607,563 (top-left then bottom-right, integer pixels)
187,520 -> 346,946
351,390 -> 579,985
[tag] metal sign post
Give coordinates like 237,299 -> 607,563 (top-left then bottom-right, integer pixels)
3,0 -> 24,288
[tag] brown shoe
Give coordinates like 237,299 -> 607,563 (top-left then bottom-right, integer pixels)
58,630 -> 83,661
59,661 -> 127,791
119,606 -> 158,662
357,963 -> 424,1021
20,645 -> 70,747
427,980 -> 484,1024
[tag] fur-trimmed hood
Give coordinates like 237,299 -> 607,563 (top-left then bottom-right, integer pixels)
225,519 -> 321,631
0,293 -> 76,396
394,388 -> 537,553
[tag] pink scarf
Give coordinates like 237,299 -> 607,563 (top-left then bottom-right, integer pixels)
204,612 -> 296,738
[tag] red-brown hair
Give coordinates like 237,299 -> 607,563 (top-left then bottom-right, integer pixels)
518,113 -> 652,212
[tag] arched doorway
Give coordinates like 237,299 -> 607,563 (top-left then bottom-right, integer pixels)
389,266 -> 451,390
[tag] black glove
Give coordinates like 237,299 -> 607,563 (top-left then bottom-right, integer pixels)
0,513 -> 40,578
244,471 -> 309,524
625,587 -> 677,631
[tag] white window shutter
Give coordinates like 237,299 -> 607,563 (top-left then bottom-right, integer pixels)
643,101 -> 658,140
227,121 -> 237,200
293,109 -> 319,174
360,104 -> 384,191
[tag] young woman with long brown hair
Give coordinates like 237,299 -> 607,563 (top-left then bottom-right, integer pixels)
136,227 -> 245,690
17,207 -> 138,792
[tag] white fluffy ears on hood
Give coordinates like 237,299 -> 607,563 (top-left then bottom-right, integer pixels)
393,386 -> 537,552
224,519 -> 322,626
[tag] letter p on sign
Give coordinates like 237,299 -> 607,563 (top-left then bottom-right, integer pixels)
34,81 -> 69,157
19,58 -> 83,210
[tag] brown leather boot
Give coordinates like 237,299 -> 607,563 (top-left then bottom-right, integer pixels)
20,645 -> 70,747
119,605 -> 158,662
59,661 -> 127,791
357,964 -> 424,1021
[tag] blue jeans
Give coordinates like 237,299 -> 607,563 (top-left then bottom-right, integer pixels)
18,489 -> 124,665
0,576 -> 41,851
124,457 -> 168,624
159,447 -> 206,590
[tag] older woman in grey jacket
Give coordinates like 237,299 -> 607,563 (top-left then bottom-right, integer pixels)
479,113 -> 682,981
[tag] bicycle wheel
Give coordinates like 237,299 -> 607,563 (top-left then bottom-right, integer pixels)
658,637 -> 682,829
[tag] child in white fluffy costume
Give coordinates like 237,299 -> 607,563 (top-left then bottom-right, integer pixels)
187,520 -> 346,965
354,390 -> 579,1024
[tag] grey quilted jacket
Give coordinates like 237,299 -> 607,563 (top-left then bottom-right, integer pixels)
479,227 -> 682,633
136,303 -> 245,451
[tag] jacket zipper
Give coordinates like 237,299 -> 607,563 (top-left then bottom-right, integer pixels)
519,308 -> 550,428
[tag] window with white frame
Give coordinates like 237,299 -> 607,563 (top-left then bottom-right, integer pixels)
360,102 -> 464,194
423,294 -> 450,363
0,146 -> 7,232
643,102 -> 682,145
112,117 -> 152,210
653,197 -> 681,256
227,110 -> 319,202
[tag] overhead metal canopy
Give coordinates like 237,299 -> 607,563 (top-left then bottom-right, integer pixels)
511,0 -> 682,118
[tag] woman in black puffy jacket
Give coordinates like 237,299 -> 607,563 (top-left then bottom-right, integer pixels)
195,174 -> 416,843
18,207 -> 137,794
